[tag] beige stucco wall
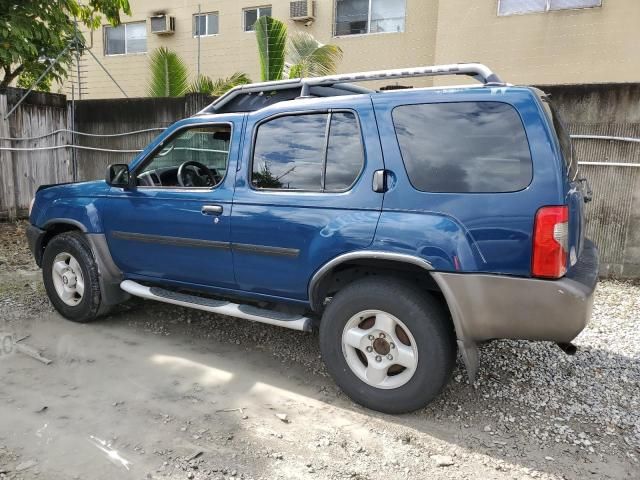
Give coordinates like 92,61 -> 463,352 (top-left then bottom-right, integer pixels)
434,0 -> 640,86
70,0 -> 639,99
74,0 -> 439,99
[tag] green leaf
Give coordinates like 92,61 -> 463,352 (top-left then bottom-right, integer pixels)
287,31 -> 343,78
255,16 -> 287,82
147,47 -> 190,97
0,0 -> 130,90
189,74 -> 216,95
210,72 -> 251,96
188,72 -> 251,96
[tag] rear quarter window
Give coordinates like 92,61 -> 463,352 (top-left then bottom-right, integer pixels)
543,100 -> 578,181
392,102 -> 533,193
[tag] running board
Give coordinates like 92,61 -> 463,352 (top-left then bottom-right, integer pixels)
120,280 -> 313,332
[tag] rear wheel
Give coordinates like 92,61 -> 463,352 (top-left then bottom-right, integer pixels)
319,277 -> 456,413
42,232 -> 103,323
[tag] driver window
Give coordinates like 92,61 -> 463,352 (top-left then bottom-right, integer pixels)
137,124 -> 231,188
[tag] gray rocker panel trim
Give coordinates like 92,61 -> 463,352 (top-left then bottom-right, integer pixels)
308,250 -> 434,310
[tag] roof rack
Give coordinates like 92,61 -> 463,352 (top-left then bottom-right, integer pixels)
199,63 -> 503,115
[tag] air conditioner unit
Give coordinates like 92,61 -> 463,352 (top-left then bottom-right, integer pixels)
150,15 -> 175,35
290,0 -> 316,21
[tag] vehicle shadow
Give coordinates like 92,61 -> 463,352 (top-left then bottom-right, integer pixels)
94,300 -> 639,480
1,295 -> 636,480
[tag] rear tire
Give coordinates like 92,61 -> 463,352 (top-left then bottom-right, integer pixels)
42,232 -> 103,323
319,276 -> 456,414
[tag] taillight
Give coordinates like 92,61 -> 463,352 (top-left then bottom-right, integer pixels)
532,206 -> 569,278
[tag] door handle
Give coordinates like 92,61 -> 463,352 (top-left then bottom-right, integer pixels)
372,170 -> 388,193
201,205 -> 223,216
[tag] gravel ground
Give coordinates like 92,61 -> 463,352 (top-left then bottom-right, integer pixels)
0,220 -> 638,480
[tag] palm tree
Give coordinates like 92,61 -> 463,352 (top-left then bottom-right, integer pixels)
255,16 -> 288,81
147,47 -> 190,97
254,16 -> 343,82
189,72 -> 252,96
287,32 -> 343,78
147,47 -> 251,97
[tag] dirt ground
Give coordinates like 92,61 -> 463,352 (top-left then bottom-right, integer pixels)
0,221 -> 638,480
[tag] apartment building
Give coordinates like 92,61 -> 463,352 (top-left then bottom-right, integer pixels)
73,0 -> 639,99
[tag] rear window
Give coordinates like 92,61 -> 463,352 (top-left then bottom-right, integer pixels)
392,102 -> 533,193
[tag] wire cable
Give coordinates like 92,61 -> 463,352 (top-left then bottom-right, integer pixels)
0,127 -> 165,142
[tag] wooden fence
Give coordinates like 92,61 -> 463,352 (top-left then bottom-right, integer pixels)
1,85 -> 639,277
73,94 -> 212,180
0,89 -> 72,219
0,89 -> 212,219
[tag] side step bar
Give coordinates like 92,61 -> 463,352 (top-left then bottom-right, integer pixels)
120,280 -> 313,332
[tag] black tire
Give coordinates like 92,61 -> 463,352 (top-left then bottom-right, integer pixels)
42,231 -> 103,323
319,276 -> 456,414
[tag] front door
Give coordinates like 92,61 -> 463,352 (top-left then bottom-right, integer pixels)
101,119 -> 241,289
230,97 -> 385,302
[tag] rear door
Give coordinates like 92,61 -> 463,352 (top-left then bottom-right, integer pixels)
371,89 -> 560,277
230,96 -> 385,302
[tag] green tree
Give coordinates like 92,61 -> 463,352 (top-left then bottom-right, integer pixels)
147,46 -> 251,98
147,47 -> 190,97
287,31 -> 343,78
254,16 -> 343,82
255,16 -> 288,82
16,70 -> 52,92
252,162 -> 284,189
0,0 -> 131,91
189,72 -> 252,96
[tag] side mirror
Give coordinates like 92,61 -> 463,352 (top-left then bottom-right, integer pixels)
106,164 -> 131,188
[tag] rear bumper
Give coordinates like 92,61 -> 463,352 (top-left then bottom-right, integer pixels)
432,239 -> 599,344
26,224 -> 46,267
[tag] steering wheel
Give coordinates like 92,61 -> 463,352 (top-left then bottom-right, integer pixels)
177,161 -> 218,187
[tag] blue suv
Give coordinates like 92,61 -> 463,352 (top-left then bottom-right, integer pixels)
26,64 -> 599,413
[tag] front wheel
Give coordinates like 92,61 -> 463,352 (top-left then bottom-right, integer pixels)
319,277 -> 456,414
42,232 -> 103,323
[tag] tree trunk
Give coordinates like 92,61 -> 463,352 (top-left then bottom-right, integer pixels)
0,65 -> 24,91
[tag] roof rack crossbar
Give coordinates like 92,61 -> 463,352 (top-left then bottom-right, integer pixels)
200,63 -> 502,114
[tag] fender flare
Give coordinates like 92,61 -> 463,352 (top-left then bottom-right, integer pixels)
42,218 -> 88,232
308,250 -> 480,382
39,221 -> 128,309
308,250 -> 434,310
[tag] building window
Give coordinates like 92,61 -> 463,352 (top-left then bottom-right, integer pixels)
193,12 -> 219,36
244,6 -> 272,32
498,0 -> 601,16
334,0 -> 406,36
104,21 -> 147,55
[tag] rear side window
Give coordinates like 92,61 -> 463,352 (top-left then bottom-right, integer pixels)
252,112 -> 364,191
544,101 -> 578,181
325,112 -> 364,190
392,102 -> 533,193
